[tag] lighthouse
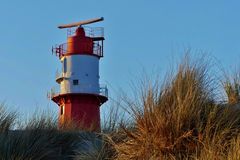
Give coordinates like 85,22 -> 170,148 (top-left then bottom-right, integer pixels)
51,17 -> 108,131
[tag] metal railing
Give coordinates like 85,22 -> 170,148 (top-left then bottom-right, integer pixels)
52,43 -> 67,58
67,27 -> 104,38
93,42 -> 103,57
52,41 -> 103,58
48,84 -> 108,99
100,85 -> 108,98
55,70 -> 64,79
47,87 -> 59,99
84,27 -> 104,38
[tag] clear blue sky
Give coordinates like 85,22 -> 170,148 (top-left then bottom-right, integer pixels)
0,0 -> 240,118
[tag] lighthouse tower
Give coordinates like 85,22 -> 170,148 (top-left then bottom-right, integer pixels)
51,17 -> 108,131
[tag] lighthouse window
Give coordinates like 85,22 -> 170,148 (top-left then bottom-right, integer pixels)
63,58 -> 67,73
73,80 -> 79,85
60,106 -> 64,115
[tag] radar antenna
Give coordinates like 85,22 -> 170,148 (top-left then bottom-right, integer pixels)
58,17 -> 104,29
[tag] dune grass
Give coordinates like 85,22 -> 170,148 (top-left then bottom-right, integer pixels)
111,56 -> 240,159
0,107 -> 80,160
1,55 -> 240,159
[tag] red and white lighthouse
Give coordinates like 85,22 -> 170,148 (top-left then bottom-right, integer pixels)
51,17 -> 108,131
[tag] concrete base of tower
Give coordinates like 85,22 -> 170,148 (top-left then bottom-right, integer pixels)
52,93 -> 108,132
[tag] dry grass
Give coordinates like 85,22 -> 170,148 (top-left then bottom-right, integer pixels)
223,70 -> 240,105
0,105 -> 118,160
111,55 -> 240,159
1,55 -> 240,159
0,107 -> 81,160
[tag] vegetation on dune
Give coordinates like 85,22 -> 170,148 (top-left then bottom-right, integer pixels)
111,55 -> 240,159
1,54 -> 240,159
0,109 -> 79,160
